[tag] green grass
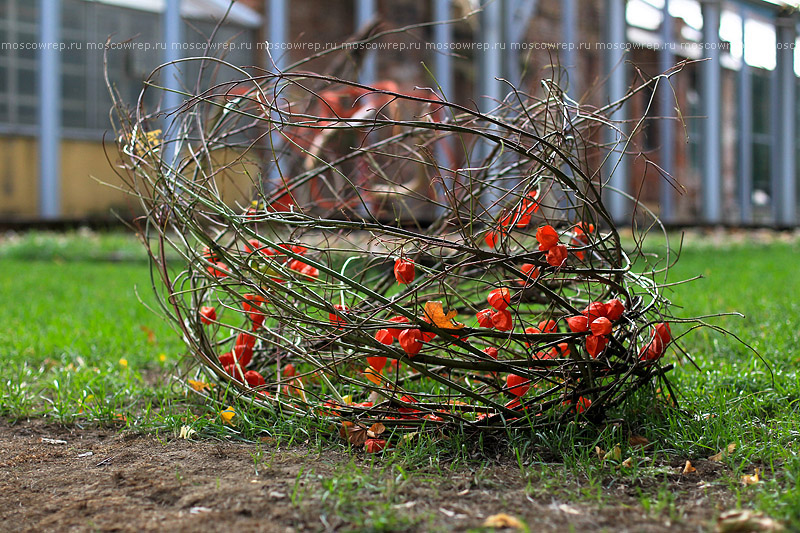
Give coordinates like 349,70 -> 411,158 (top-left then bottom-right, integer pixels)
0,231 -> 184,423
1,230 -> 799,528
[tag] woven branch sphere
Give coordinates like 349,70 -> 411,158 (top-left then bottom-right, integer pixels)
114,61 -> 677,442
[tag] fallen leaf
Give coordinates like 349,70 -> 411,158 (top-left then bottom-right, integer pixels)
367,423 -> 386,438
483,513 -> 525,529
339,422 -> 369,446
621,457 -> 633,468
629,434 -> 650,448
717,509 -> 784,532
179,425 -> 197,440
400,431 -> 421,446
220,406 -> 236,425
741,468 -> 760,486
710,443 -> 737,462
423,301 -> 465,330
187,379 -> 214,392
683,460 -> 697,474
595,446 -> 606,460
603,445 -> 622,462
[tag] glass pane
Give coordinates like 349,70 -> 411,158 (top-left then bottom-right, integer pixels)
17,0 -> 40,25
751,142 -> 771,194
751,70 -> 771,134
18,68 -> 36,94
62,74 -> 85,100
18,103 -> 38,124
63,107 -> 86,128
18,32 -> 38,61
62,0 -> 86,33
63,40 -> 85,67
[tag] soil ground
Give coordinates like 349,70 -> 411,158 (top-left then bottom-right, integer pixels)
0,420 -> 746,532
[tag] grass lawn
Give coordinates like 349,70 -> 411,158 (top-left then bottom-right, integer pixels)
1,229 -> 798,531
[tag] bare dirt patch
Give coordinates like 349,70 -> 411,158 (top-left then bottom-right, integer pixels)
0,420 -> 741,532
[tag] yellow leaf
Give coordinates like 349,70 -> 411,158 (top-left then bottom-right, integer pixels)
741,468 -> 760,486
710,443 -> 737,462
341,395 -> 353,405
220,406 -> 236,425
682,460 -> 696,474
399,431 -> 420,447
595,446 -> 606,460
483,513 -> 525,529
423,301 -> 465,330
603,445 -> 622,462
188,379 -> 214,392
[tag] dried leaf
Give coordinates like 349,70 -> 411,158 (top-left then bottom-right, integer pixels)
423,301 -> 465,330
682,460 -> 696,474
741,468 -> 760,486
717,510 -> 784,532
367,423 -> 386,438
179,425 -> 197,440
595,446 -> 606,460
400,431 -> 421,446
629,434 -> 650,448
710,443 -> 737,462
339,422 -> 369,446
603,445 -> 622,462
483,513 -> 525,529
621,457 -> 633,468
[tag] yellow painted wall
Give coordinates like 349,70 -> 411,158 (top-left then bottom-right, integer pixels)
0,136 -> 256,220
0,137 -> 39,217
